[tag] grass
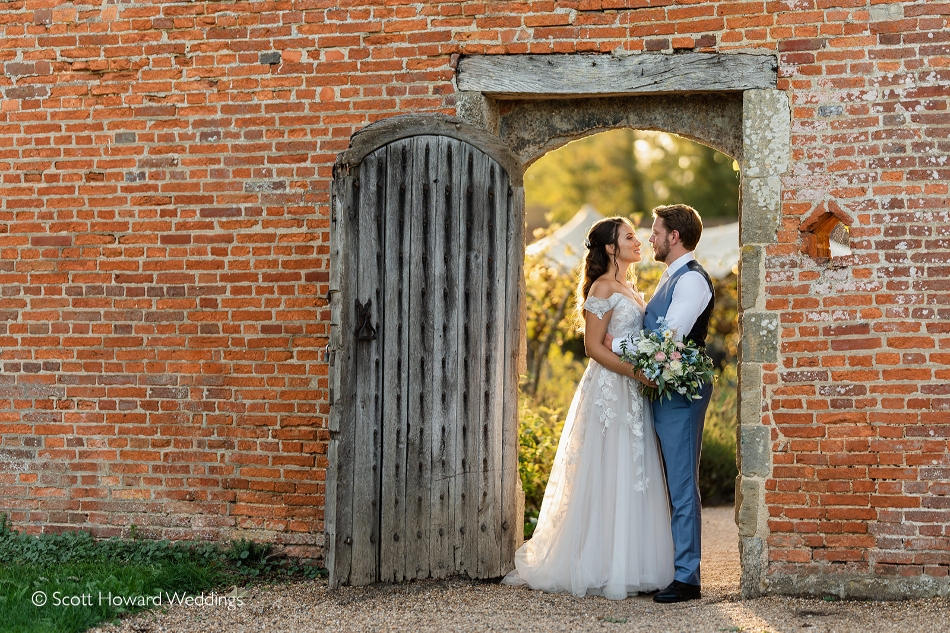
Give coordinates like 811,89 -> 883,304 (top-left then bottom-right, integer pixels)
0,516 -> 324,633
0,559 -> 222,633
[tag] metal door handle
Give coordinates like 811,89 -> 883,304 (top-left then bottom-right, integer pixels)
355,299 -> 377,341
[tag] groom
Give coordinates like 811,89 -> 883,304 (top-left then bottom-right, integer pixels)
608,204 -> 715,603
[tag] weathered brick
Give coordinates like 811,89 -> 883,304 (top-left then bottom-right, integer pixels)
0,0 -> 944,591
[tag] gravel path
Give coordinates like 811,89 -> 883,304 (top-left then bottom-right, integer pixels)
93,507 -> 950,633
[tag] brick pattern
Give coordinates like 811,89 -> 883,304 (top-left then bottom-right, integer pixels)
0,1 -> 947,577
762,0 -> 950,580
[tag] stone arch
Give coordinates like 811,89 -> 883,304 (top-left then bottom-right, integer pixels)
492,93 -> 743,167
454,53 -> 787,598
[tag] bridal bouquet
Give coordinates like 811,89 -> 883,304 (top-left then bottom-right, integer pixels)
619,317 -> 716,402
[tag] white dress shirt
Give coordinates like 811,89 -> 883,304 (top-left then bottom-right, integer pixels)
611,252 -> 713,353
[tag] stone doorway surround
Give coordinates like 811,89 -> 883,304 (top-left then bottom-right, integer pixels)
453,52 -> 788,598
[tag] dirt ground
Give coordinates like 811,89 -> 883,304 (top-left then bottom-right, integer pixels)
95,506 -> 950,633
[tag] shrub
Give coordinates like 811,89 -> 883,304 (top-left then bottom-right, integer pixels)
519,360 -> 739,536
699,363 -> 739,505
519,250 -> 739,534
518,397 -> 566,538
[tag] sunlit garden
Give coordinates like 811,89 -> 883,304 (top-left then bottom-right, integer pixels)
519,129 -> 741,537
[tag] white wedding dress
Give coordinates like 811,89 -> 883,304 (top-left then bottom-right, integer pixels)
503,292 -> 675,600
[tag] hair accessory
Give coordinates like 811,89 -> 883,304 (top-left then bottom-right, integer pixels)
583,239 -> 592,249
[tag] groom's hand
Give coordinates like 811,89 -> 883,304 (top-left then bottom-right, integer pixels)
603,332 -> 614,349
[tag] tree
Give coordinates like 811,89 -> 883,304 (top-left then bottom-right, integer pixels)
524,129 -> 739,234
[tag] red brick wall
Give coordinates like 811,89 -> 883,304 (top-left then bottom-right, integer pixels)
1,0 -> 947,578
762,1 -> 950,583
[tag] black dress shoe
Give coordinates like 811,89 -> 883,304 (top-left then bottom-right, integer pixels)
653,580 -> 701,603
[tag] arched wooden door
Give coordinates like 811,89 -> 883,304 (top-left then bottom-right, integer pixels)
327,115 -> 525,587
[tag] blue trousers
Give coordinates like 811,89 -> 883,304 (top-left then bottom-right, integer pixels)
651,381 -> 712,586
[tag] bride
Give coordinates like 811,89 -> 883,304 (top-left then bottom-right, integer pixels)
503,216 -> 674,600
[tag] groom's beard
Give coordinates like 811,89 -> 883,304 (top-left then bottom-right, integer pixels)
653,236 -> 671,263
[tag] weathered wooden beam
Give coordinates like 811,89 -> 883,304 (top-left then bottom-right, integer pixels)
456,53 -> 777,97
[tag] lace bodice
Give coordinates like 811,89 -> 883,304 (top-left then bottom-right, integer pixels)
584,292 -> 644,337
582,291 -> 647,477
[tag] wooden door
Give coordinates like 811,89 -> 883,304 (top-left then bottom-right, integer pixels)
327,116 -> 525,587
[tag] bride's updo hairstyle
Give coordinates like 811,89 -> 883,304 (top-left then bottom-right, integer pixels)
577,216 -> 632,318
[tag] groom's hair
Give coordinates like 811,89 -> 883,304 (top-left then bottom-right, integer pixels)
653,204 -> 703,251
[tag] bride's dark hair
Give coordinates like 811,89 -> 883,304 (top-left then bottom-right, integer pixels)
576,216 -> 633,319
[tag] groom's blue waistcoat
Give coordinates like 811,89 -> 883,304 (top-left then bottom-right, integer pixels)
646,257 -> 715,586
644,259 -> 715,346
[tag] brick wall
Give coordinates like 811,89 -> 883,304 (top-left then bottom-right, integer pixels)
1,0 -> 947,584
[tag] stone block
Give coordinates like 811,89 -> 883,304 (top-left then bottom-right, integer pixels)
742,89 -> 790,178
739,536 -> 765,598
740,425 -> 770,477
259,51 -> 281,65
735,475 -> 760,537
739,245 -> 763,310
738,361 -> 762,427
454,91 -> 500,135
767,572 -> 950,600
740,176 -> 781,244
495,93 -> 743,166
869,4 -> 902,21
740,311 -> 778,363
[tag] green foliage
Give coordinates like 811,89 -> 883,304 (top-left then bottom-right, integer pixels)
518,254 -> 739,536
0,521 -> 220,570
523,249 -> 584,398
531,343 -> 586,414
226,539 -> 277,579
0,559 -> 222,633
708,272 -> 739,368
635,260 -> 665,296
0,517 -> 324,633
518,395 -> 566,539
700,363 -> 739,505
524,129 -> 739,231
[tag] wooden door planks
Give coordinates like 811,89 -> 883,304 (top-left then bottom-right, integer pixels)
379,140 -> 412,582
330,130 -> 523,585
455,144 -> 486,576
500,183 -> 526,568
350,150 -> 386,585
326,165 -> 358,588
428,137 -> 462,579
405,137 -> 435,580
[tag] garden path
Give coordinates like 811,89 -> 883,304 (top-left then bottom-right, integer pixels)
95,506 -> 950,633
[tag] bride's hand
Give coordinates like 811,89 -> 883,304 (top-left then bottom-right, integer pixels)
634,370 -> 657,388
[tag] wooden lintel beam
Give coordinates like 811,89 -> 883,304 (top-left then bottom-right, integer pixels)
456,53 -> 777,97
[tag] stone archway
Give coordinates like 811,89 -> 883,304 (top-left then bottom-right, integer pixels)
454,53 -> 788,598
